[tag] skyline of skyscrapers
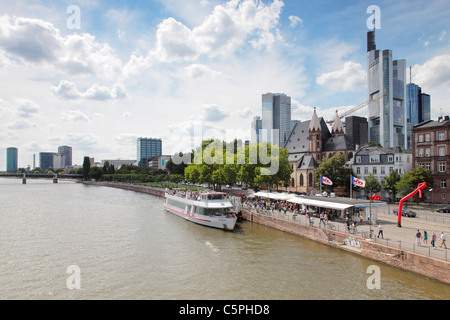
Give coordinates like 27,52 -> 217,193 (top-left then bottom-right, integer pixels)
367,30 -> 408,149
261,93 -> 292,147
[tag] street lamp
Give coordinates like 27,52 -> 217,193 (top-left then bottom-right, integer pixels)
429,188 -> 433,212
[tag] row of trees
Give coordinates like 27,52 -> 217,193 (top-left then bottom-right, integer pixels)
315,153 -> 433,201
183,140 -> 293,191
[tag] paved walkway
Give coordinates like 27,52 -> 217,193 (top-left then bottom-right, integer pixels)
245,205 -> 450,262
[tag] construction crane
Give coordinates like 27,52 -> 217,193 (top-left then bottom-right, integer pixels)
326,93 -> 386,125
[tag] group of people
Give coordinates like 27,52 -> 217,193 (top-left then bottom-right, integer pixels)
415,230 -> 447,249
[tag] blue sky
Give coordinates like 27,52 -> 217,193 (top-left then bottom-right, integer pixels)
1,0 -> 449,168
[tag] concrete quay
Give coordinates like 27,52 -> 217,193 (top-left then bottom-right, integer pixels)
240,206 -> 450,285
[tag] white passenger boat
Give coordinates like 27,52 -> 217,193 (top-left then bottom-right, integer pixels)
164,189 -> 238,231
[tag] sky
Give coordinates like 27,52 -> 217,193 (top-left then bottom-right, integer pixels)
0,0 -> 449,169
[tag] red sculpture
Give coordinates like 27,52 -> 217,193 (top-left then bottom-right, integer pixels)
397,182 -> 427,227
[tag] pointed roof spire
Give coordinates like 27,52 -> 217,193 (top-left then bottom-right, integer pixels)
331,110 -> 344,136
309,107 -> 321,132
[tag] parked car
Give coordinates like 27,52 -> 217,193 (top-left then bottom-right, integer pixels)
437,206 -> 450,213
393,209 -> 417,217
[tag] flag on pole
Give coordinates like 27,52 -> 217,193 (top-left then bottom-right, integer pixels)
321,176 -> 333,186
351,176 -> 366,188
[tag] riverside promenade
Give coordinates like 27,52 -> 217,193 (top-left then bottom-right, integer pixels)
78,181 -> 449,284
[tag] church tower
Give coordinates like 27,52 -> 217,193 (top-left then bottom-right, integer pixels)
309,108 -> 322,163
331,111 -> 345,137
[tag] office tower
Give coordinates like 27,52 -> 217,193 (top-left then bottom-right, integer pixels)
6,147 -> 18,172
261,93 -> 291,146
367,31 -> 407,149
137,138 -> 162,167
406,83 -> 431,149
58,146 -> 73,167
251,116 -> 262,144
345,116 -> 368,148
39,152 -> 56,170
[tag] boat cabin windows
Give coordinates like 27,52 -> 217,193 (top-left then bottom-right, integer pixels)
200,193 -> 226,201
196,207 -> 231,217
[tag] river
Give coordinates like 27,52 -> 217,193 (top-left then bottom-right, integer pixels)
0,178 -> 448,300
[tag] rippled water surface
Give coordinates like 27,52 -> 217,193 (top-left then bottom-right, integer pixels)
0,178 -> 448,300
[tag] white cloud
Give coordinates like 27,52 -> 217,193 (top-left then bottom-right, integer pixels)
52,81 -> 128,101
200,104 -> 229,122
413,54 -> 450,88
289,15 -> 303,28
7,118 -> 37,130
185,64 -> 221,79
61,110 -> 90,122
316,61 -> 367,91
0,15 -> 122,78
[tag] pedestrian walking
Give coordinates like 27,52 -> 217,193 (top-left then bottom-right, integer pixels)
431,232 -> 436,248
377,223 -> 383,239
309,216 -> 314,227
439,232 -> 447,249
415,230 -> 421,246
319,213 -> 325,227
423,231 -> 428,245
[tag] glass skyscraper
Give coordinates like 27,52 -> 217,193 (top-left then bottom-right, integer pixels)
261,93 -> 291,147
137,138 -> 162,167
367,31 -> 407,149
6,147 -> 18,172
406,83 -> 431,149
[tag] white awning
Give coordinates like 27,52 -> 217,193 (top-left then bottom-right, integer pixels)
287,197 -> 353,210
253,192 -> 295,201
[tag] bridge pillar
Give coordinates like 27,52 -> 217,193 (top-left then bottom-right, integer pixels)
22,173 -> 27,184
53,174 -> 58,184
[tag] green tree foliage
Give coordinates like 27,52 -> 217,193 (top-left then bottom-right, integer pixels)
184,141 -> 292,191
396,167 -> 433,200
382,169 -> 401,201
364,173 -> 382,195
314,153 -> 351,191
82,156 -> 91,180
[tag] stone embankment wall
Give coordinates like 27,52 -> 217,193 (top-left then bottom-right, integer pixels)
241,209 -> 450,285
79,181 -> 165,198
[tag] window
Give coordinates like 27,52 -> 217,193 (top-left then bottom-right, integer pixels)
300,174 -> 304,186
425,133 -> 431,142
356,156 -> 361,164
373,167 -> 377,174
425,148 -> 430,157
438,147 -> 446,156
440,180 -> 447,189
381,167 -> 385,174
418,135 -> 424,142
356,167 -> 361,175
309,173 -> 313,187
389,167 -> 394,173
419,149 -> 424,157
425,163 -> 431,170
364,167 -> 369,174
439,162 -> 446,173
438,132 -> 445,141
441,193 -> 446,200
388,155 -> 393,162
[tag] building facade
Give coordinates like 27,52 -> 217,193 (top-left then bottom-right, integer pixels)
352,146 -> 412,197
251,116 -> 262,144
345,116 -> 368,148
406,83 -> 431,150
137,138 -> 162,167
284,109 -> 354,194
6,147 -> 18,172
367,31 -> 407,149
58,146 -> 73,167
39,152 -> 57,170
261,93 -> 291,147
413,117 -> 450,204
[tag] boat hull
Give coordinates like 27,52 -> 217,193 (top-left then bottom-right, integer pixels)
164,202 -> 237,231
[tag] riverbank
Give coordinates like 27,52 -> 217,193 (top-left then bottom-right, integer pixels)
79,181 -> 449,285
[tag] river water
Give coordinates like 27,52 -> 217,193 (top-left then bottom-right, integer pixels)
0,178 -> 448,300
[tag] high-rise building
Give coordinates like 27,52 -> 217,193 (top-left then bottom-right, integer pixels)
406,83 -> 431,149
58,146 -> 73,167
345,116 -> 368,148
367,31 -> 407,149
39,152 -> 56,170
137,138 -> 162,167
251,116 -> 262,144
6,147 -> 18,172
261,93 -> 291,146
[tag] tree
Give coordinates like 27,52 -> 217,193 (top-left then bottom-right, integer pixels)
82,157 -> 91,180
364,173 -> 382,195
396,167 -> 433,202
89,166 -> 103,180
314,153 -> 351,191
382,169 -> 401,202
